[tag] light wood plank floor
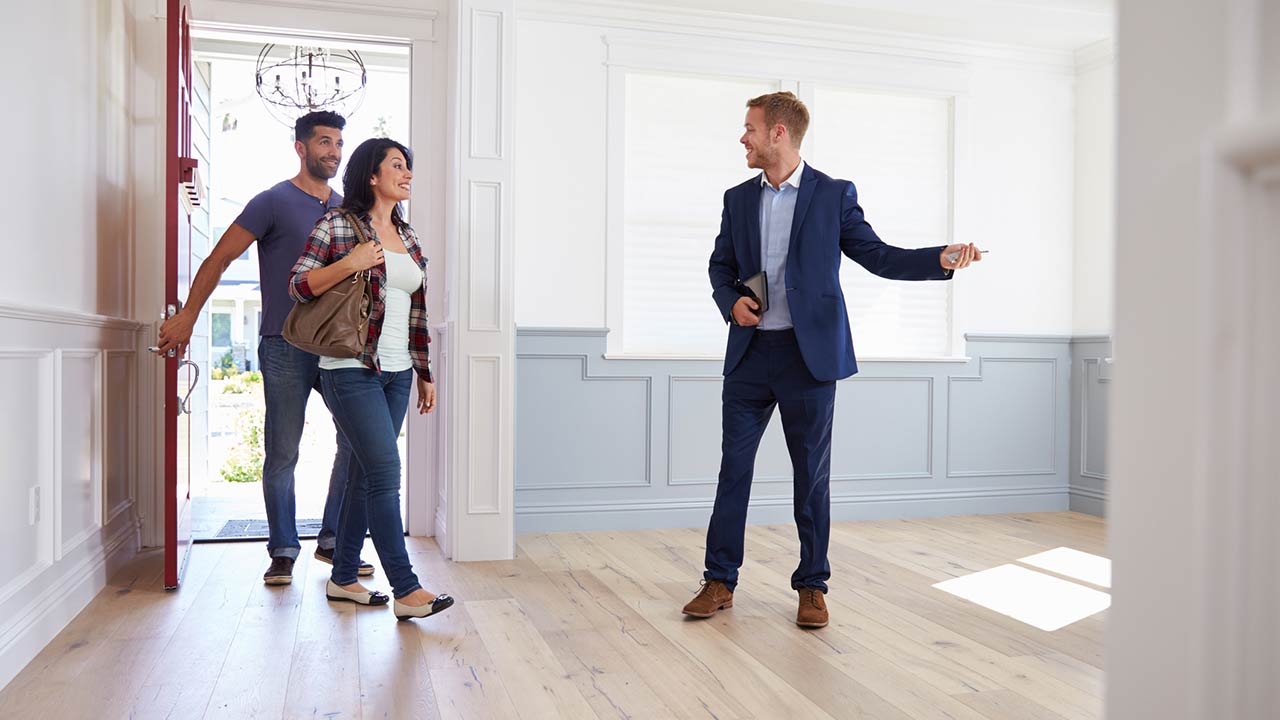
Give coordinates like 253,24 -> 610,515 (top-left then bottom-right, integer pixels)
0,512 -> 1106,719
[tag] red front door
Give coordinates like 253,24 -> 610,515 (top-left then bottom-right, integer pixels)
164,0 -> 196,590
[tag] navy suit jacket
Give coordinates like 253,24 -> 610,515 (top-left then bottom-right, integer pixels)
709,164 -> 951,382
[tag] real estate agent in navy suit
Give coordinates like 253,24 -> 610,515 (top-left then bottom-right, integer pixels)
681,92 -> 982,628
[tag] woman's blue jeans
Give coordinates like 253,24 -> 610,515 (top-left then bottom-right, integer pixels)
320,367 -> 422,598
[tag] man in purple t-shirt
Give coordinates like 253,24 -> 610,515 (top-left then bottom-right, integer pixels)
156,111 -> 374,585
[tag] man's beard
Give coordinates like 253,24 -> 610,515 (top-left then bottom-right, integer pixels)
306,154 -> 339,180
748,147 -> 772,169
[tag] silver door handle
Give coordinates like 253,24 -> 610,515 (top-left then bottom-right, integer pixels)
149,303 -> 184,358
178,359 -> 200,415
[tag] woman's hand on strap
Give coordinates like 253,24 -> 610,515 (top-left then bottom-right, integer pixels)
345,242 -> 384,273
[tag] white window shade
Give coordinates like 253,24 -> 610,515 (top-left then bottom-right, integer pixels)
622,72 -> 777,356
619,73 -> 954,358
808,85 -> 954,358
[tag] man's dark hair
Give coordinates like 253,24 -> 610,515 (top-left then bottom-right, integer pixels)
343,137 -> 413,226
295,110 -> 346,142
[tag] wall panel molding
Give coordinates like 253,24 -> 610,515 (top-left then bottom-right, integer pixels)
0,311 -> 140,689
965,333 -> 1074,344
520,0 -> 1077,73
946,357 -> 1059,478
446,0 -> 517,561
665,375 -> 728,487
517,354 -> 651,490
1080,357 -> 1111,481
0,349 -> 54,611
517,327 -> 610,338
467,354 -> 503,515
521,483 -> 1066,516
197,0 -> 439,37
55,351 -> 103,562
104,351 -> 138,525
1069,337 -> 1112,516
429,324 -> 449,550
1075,38 -> 1115,74
517,483 -> 1067,533
0,302 -> 143,332
469,9 -> 505,159
601,32 -> 969,97
0,516 -> 137,691
467,180 -> 503,332
516,328 -> 1078,532
666,375 -> 935,486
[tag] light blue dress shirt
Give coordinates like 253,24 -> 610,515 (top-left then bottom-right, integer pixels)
757,159 -> 805,330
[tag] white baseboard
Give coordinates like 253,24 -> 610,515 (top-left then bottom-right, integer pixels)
516,484 -> 1070,533
0,519 -> 139,691
1069,484 -> 1108,517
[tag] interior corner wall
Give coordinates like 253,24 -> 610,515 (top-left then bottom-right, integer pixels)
1072,52 -> 1116,336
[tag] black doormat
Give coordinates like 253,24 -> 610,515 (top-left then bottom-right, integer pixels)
214,518 -> 323,539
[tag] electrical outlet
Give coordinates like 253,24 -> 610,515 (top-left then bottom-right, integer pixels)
28,486 -> 39,525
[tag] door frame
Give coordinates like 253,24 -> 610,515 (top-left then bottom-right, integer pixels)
137,0 -> 446,552
1109,0 -> 1280,716
163,0 -> 196,590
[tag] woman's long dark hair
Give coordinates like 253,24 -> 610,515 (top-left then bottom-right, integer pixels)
342,137 -> 413,226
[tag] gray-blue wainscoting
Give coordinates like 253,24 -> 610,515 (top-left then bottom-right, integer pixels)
1069,335 -> 1112,517
516,329 -> 1111,533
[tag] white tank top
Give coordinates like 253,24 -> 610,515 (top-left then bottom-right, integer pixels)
320,250 -> 422,372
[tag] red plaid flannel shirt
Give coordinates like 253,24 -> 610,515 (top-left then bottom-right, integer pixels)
289,208 -> 433,382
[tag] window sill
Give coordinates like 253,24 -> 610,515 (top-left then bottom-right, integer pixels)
603,353 -> 722,361
602,353 -> 972,363
857,356 -> 972,363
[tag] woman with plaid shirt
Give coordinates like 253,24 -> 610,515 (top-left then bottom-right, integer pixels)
289,138 -> 454,621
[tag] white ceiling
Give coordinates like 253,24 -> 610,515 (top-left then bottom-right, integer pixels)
647,0 -> 1114,52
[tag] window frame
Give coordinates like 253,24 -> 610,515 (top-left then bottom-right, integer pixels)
210,310 -> 233,348
603,35 -> 972,360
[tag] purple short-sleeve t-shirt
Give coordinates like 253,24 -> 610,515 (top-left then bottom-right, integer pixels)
234,180 -> 343,336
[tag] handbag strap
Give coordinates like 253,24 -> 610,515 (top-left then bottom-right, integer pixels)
337,208 -> 375,281
339,208 -> 373,246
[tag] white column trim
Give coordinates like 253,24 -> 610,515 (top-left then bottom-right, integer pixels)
1188,112 -> 1280,718
1109,1 -> 1280,715
444,0 -> 516,560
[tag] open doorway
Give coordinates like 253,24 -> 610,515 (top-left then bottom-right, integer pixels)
186,28 -> 412,543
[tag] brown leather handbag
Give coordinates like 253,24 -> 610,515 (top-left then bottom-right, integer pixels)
282,210 -> 374,359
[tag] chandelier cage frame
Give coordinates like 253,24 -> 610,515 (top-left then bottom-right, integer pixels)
254,43 -> 368,126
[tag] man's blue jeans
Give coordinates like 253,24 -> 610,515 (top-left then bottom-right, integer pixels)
320,367 -> 422,598
258,336 -> 349,559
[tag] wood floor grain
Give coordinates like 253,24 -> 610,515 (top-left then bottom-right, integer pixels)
0,512 -> 1107,719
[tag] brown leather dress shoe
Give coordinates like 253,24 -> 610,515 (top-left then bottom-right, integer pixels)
682,580 -> 734,618
796,588 -> 829,628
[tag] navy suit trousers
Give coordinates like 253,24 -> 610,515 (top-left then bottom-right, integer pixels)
704,328 -> 836,593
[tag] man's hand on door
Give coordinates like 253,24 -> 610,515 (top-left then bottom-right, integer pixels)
155,310 -> 194,358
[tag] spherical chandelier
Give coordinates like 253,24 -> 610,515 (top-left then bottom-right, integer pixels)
255,44 -> 367,126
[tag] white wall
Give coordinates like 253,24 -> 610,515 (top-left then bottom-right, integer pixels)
513,19 -> 608,328
959,59 -> 1077,338
1072,42 -> 1116,335
1,0 -> 135,318
513,9 -> 1098,341
0,0 -> 143,690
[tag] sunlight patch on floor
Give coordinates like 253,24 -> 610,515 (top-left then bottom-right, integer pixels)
1019,546 -> 1111,588
933,563 -> 1111,631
